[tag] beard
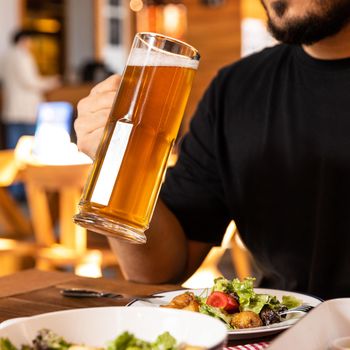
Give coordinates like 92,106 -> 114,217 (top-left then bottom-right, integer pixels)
261,0 -> 350,45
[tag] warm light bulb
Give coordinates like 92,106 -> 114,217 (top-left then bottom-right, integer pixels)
163,4 -> 187,38
130,0 -> 143,12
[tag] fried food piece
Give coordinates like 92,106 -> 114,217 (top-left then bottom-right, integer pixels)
161,292 -> 200,312
230,311 -> 263,329
182,300 -> 200,312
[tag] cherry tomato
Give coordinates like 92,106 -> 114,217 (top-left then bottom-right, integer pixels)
206,291 -> 239,313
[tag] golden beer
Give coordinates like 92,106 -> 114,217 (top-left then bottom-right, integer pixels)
74,33 -> 199,243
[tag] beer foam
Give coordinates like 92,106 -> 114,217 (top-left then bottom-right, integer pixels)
128,47 -> 199,69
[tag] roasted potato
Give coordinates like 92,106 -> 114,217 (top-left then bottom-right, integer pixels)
230,311 -> 263,329
161,292 -> 200,312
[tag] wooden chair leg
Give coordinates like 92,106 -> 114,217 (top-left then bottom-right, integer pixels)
60,187 -> 87,254
25,184 -> 56,246
0,188 -> 32,236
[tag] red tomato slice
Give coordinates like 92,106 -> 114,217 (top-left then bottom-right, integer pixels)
206,291 -> 239,313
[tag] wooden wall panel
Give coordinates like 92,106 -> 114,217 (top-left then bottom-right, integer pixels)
181,0 -> 241,134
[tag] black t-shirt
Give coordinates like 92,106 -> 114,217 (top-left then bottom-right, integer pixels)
160,43 -> 350,300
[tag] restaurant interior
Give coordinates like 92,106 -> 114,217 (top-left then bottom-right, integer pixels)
2,2 -> 350,349
0,0 -> 273,285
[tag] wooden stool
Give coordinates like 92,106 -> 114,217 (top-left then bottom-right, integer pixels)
23,163 -> 117,274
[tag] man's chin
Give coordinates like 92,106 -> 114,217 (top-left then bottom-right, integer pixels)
265,0 -> 350,45
267,21 -> 316,45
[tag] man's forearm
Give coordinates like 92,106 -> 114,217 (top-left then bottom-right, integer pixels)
107,199 -> 188,284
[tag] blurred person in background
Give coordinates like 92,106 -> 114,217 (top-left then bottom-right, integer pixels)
0,29 -> 60,149
75,0 -> 350,300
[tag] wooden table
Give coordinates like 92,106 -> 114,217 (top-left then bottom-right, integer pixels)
0,269 -> 276,347
0,269 -> 177,322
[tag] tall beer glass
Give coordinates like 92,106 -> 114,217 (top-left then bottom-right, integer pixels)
74,32 -> 200,243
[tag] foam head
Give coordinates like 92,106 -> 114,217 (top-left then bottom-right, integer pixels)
128,47 -> 199,69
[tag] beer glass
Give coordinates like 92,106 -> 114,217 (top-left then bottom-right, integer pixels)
74,32 -> 200,243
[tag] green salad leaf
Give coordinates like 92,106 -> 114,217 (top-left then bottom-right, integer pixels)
211,277 -> 233,294
33,329 -> 71,350
231,277 -> 256,311
0,338 -> 17,350
152,332 -> 177,350
107,332 -> 146,350
282,295 -> 302,309
241,294 -> 270,314
107,331 -> 178,350
199,304 -> 232,329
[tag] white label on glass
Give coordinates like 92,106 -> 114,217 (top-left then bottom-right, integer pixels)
91,120 -> 133,206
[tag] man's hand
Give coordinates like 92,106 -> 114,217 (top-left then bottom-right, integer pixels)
75,74 -> 121,159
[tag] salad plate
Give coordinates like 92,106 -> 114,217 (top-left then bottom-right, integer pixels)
128,288 -> 322,340
0,306 -> 227,350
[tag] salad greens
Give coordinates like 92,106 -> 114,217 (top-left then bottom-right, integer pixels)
198,277 -> 302,328
281,295 -> 302,309
107,331 -> 178,350
33,329 -> 71,350
1,338 -> 18,350
199,304 -> 232,326
0,330 -> 183,350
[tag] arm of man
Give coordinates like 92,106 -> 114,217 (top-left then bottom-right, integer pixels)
108,199 -> 212,284
75,74 -> 213,284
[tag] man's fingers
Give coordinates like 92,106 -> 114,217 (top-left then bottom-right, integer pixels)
76,127 -> 105,159
90,74 -> 121,95
78,91 -> 116,113
74,108 -> 110,135
75,74 -> 121,159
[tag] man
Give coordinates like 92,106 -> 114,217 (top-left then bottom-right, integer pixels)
75,0 -> 350,300
1,29 -> 60,149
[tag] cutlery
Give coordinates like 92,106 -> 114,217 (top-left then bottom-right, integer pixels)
60,288 -> 164,302
279,303 -> 314,316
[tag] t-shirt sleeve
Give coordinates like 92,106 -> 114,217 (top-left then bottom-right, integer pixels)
160,76 -> 231,245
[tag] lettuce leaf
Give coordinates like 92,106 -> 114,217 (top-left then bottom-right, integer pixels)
282,295 -> 302,309
152,332 -> 177,350
0,338 -> 18,350
231,277 -> 256,309
211,277 -> 234,293
199,304 -> 232,329
107,332 -> 151,350
241,294 -> 270,314
107,331 -> 178,350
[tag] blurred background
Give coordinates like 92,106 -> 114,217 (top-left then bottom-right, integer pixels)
0,0 -> 273,285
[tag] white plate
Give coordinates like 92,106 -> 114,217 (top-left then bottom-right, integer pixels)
0,306 -> 227,350
0,317 -> 28,328
128,288 -> 323,340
